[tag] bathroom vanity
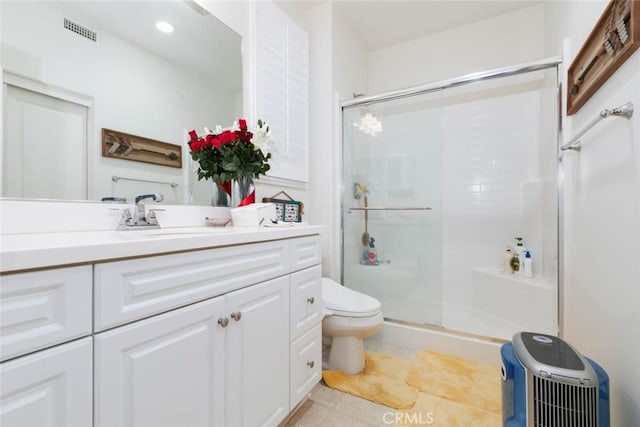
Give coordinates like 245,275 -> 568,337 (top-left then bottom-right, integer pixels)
0,221 -> 323,427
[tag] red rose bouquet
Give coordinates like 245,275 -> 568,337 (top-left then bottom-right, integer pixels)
188,118 -> 272,185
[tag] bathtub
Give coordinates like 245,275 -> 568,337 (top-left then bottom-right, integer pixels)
465,268 -> 557,340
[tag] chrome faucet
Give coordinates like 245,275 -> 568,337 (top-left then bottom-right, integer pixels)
117,193 -> 164,230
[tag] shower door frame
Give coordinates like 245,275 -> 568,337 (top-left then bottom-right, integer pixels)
339,56 -> 563,337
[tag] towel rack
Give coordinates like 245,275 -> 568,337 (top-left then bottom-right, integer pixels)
112,175 -> 179,188
560,102 -> 634,152
348,207 -> 432,212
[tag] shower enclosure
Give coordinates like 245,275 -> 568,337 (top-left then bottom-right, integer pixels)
341,58 -> 560,341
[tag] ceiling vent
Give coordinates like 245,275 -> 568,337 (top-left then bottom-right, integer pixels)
63,17 -> 97,42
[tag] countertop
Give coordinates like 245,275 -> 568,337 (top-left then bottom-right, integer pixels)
0,225 -> 323,273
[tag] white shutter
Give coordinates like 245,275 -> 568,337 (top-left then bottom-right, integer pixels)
254,1 -> 309,183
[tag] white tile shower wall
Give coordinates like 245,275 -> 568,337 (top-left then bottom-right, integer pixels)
441,85 -> 551,328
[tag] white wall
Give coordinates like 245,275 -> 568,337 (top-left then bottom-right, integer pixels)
367,5 -> 545,93
2,1 -> 239,204
545,1 -> 640,425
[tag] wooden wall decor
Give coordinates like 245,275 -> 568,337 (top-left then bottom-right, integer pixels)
101,128 -> 182,168
567,0 -> 640,115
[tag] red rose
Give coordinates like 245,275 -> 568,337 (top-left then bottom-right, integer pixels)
238,118 -> 247,131
218,130 -> 236,145
188,130 -> 198,142
236,130 -> 253,143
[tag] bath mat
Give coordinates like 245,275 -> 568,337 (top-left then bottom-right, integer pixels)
322,351 -> 419,409
405,350 -> 501,414
393,393 -> 501,427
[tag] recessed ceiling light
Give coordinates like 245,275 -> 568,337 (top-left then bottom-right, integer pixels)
156,21 -> 174,33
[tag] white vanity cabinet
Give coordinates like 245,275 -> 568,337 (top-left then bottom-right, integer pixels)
94,275 -> 290,427
0,232 -> 322,427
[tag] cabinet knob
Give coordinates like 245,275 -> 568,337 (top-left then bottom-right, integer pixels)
306,297 -> 315,304
307,360 -> 315,368
231,311 -> 242,321
218,317 -> 229,328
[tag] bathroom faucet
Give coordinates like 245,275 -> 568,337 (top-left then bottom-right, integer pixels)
117,193 -> 164,230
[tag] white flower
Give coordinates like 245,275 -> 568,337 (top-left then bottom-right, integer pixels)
252,120 -> 273,156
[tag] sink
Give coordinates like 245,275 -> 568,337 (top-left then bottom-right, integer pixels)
118,227 -> 233,240
149,228 -> 232,236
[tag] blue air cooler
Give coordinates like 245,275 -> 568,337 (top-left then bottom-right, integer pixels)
501,332 -> 609,427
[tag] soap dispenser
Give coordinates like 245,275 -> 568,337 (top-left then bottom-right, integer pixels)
514,237 -> 527,275
367,237 -> 378,265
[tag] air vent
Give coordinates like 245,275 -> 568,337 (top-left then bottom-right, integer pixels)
63,17 -> 97,42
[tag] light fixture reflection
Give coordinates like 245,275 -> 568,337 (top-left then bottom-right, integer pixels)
353,112 -> 383,136
156,21 -> 174,33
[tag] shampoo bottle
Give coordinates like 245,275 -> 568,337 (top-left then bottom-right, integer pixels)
367,237 -> 378,265
504,247 -> 514,273
523,251 -> 533,278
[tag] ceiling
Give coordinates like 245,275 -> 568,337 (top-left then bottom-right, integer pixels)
332,0 -> 542,50
52,1 -> 242,87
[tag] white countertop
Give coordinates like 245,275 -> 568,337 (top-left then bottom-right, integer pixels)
0,225 -> 323,273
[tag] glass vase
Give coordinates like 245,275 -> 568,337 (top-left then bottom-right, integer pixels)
212,182 -> 231,207
232,176 -> 255,207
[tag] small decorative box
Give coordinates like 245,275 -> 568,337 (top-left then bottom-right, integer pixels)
262,191 -> 304,222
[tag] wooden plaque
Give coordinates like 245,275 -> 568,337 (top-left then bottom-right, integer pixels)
567,0 -> 640,115
101,128 -> 182,168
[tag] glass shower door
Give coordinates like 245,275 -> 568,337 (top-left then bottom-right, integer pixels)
342,91 -> 444,326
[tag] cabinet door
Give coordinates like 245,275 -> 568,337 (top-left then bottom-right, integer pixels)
290,265 -> 322,340
227,276 -> 289,427
94,297 -> 226,427
0,337 -> 92,427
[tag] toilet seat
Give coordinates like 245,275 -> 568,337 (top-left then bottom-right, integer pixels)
322,278 -> 381,318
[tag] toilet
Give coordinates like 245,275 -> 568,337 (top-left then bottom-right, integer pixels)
321,277 -> 383,375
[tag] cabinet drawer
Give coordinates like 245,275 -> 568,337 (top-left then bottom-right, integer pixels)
0,337 -> 93,427
289,324 -> 322,410
289,265 -> 322,340
0,266 -> 92,362
290,235 -> 321,272
94,240 -> 290,331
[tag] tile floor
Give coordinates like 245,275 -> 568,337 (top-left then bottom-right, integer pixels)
283,340 -> 420,427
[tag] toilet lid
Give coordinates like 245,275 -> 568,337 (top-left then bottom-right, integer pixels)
322,278 -> 382,317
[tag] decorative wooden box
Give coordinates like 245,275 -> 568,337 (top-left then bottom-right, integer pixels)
567,0 -> 640,115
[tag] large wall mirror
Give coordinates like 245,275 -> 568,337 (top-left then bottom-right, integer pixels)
1,0 -> 242,205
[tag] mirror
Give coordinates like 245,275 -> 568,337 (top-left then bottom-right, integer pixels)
1,0 -> 242,205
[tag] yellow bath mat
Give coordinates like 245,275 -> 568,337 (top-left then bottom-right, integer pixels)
322,351 -> 419,409
405,350 -> 502,414
393,393 -> 501,427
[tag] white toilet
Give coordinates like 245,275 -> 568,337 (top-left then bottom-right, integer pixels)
321,277 -> 383,375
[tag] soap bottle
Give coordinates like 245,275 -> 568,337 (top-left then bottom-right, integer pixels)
504,247 -> 513,274
514,237 -> 527,275
523,251 -> 533,278
367,237 -> 378,265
